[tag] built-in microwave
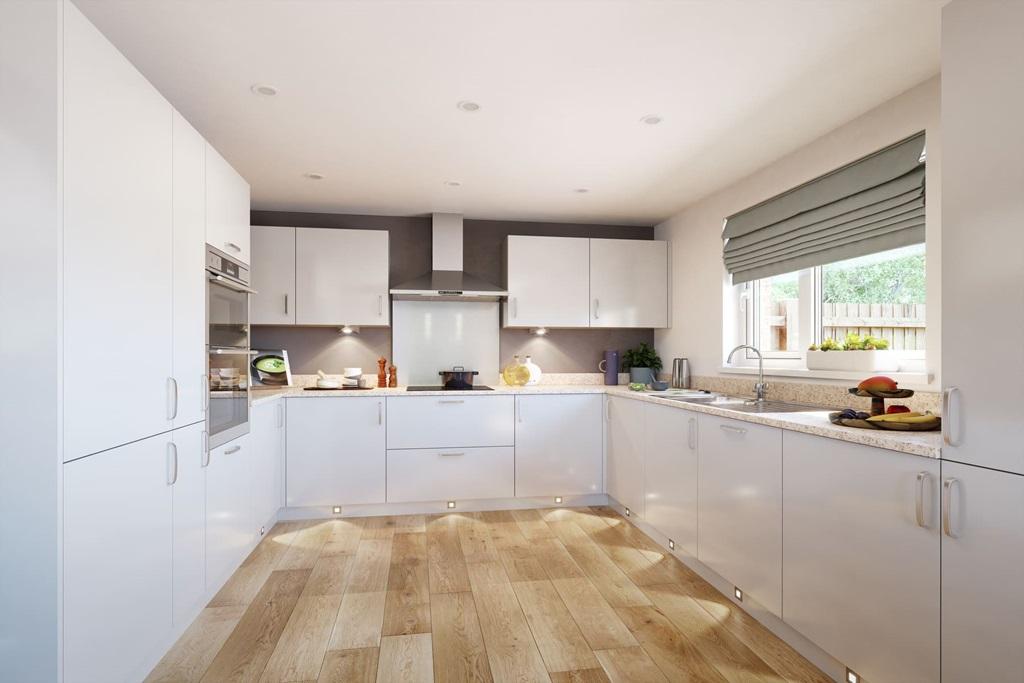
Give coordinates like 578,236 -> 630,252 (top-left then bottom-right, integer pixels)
206,246 -> 255,448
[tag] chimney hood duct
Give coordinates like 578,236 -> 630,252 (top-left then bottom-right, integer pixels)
390,213 -> 508,302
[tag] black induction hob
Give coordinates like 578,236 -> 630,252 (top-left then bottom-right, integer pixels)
406,385 -> 495,391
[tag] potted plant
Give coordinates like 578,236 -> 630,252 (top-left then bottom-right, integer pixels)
621,343 -> 662,385
806,333 -> 898,372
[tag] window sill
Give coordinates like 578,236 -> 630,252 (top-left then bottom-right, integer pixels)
718,365 -> 935,390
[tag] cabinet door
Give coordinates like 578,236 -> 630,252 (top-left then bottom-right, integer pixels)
784,432 -> 940,683
941,2 -> 1024,475
644,404 -> 698,556
206,434 -> 254,591
252,399 -> 285,531
287,398 -> 386,507
589,239 -> 667,328
171,422 -> 206,627
171,111 -> 207,427
251,226 -> 296,325
942,461 -> 1024,683
606,396 -> 646,516
515,394 -> 603,497
295,228 -> 390,326
64,434 -> 173,683
63,4 -> 173,461
698,414 -> 782,616
205,143 -> 251,264
505,235 -> 590,327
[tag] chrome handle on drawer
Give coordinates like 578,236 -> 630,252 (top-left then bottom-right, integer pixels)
942,477 -> 960,538
915,471 -> 931,528
719,424 -> 747,435
438,399 -> 465,404
224,444 -> 241,455
439,452 -> 465,457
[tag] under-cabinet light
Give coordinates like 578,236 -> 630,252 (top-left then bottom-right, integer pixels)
339,325 -> 359,335
624,508 -> 631,517
668,539 -> 675,550
846,669 -> 860,683
554,496 -> 563,504
332,506 -> 342,514
259,526 -> 265,536
530,327 -> 548,336
734,587 -> 743,601
447,501 -> 457,509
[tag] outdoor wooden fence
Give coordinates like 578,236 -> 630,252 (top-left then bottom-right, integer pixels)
765,301 -> 926,351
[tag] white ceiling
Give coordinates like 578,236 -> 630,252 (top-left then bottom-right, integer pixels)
76,0 -> 942,225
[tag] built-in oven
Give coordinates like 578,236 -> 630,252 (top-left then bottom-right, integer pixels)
206,245 -> 255,448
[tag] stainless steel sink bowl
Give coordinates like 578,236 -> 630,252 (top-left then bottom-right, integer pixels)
659,395 -> 824,413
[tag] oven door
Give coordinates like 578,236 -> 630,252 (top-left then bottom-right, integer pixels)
207,348 -> 250,448
207,274 -> 251,349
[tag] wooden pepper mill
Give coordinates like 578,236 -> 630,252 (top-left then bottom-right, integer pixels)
388,364 -> 397,388
377,357 -> 388,388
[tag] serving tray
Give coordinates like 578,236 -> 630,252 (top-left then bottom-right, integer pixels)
303,386 -> 374,391
829,412 -> 941,432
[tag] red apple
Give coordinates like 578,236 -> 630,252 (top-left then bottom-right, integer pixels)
887,404 -> 912,414
858,375 -> 898,392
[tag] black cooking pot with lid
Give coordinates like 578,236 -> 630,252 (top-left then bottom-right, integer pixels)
438,366 -> 479,389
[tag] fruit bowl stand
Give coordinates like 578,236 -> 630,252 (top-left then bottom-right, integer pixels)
828,387 -> 942,432
848,387 -> 916,416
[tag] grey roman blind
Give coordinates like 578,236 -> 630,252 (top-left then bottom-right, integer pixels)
723,132 -> 926,284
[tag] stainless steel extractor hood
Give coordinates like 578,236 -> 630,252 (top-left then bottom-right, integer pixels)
390,213 -> 508,302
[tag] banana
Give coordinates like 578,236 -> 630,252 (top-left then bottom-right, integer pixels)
867,412 -> 924,422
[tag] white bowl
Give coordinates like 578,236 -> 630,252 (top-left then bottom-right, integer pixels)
343,367 -> 362,378
316,379 -> 340,389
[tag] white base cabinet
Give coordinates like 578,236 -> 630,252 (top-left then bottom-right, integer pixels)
206,434 -> 254,591
643,403 -> 698,556
606,396 -> 646,517
783,432 -> 940,683
387,395 -> 514,450
171,423 -> 207,628
515,394 -> 603,498
698,414 -> 782,617
941,461 -> 1024,683
287,398 -> 386,507
252,399 -> 286,532
387,447 -> 515,503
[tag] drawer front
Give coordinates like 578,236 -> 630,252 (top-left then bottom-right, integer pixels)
387,447 -> 514,503
386,395 -> 515,449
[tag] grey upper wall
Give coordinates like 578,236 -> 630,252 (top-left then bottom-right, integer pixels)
250,211 -> 656,374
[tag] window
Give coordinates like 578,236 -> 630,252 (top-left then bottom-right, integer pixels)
738,244 -> 926,365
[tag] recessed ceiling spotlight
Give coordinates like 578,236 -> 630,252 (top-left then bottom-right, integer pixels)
444,180 -> 462,187
640,114 -> 663,125
573,188 -> 590,194
251,84 -> 278,96
457,100 -> 481,112
304,172 -> 325,180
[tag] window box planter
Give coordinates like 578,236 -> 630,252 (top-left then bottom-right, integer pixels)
806,350 -> 899,373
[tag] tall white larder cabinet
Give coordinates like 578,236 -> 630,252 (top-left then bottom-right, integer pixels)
206,144 -> 252,264
941,3 -> 1024,681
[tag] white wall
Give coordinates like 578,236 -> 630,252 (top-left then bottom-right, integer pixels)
655,76 -> 941,388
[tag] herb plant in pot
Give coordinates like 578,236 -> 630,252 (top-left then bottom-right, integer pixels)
622,343 -> 662,386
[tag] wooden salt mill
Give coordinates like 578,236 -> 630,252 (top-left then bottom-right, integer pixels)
377,357 -> 388,388
388,365 -> 397,388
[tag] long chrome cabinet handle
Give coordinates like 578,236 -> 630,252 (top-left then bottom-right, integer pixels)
284,293 -> 289,315
517,399 -> 523,423
438,399 -> 465,404
201,374 -> 209,414
688,417 -> 697,450
224,444 -> 242,455
943,387 -> 962,446
277,402 -> 285,428
167,377 -> 178,420
224,241 -> 241,253
942,477 -> 959,538
915,471 -> 931,528
378,401 -> 383,425
166,442 -> 178,485
201,431 -> 210,467
378,295 -> 384,317
719,423 -> 746,435
593,298 -> 600,319
439,452 -> 464,457
512,297 -> 518,319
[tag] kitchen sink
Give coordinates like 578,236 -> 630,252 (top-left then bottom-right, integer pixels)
659,395 -> 825,413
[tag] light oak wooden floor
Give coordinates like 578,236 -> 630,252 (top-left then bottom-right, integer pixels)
146,507 -> 831,683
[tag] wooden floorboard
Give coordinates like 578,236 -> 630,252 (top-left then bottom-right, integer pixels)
148,509 -> 829,683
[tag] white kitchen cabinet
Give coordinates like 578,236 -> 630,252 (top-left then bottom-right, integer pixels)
698,414 -> 782,616
287,398 -> 386,507
606,396 -> 646,517
589,239 -> 668,328
171,422 -> 207,627
295,227 -> 390,326
251,226 -> 296,325
941,1 -> 1024,475
643,403 -> 698,557
387,447 -> 515,503
515,394 -> 603,498
941,460 -> 1024,682
63,434 -> 173,683
783,432 -> 940,683
63,4 -> 173,461
504,235 -> 590,328
206,434 -> 254,590
387,395 -> 514,450
205,143 -> 251,264
171,111 -> 208,428
252,399 -> 286,531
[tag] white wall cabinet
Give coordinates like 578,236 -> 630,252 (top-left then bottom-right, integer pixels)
63,434 -> 173,683
63,4 -> 173,461
941,460 -> 1024,682
287,398 -> 386,507
171,111 -> 208,428
251,226 -> 296,325
206,434 -> 254,591
515,394 -> 603,498
295,227 -> 390,326
252,399 -> 286,531
606,396 -> 646,517
504,235 -> 590,327
643,403 -> 698,557
590,239 -> 668,328
783,432 -> 940,683
171,422 -> 207,627
205,144 -> 251,264
698,414 -> 782,616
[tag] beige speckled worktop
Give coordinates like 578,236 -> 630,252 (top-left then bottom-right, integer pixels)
251,383 -> 942,459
